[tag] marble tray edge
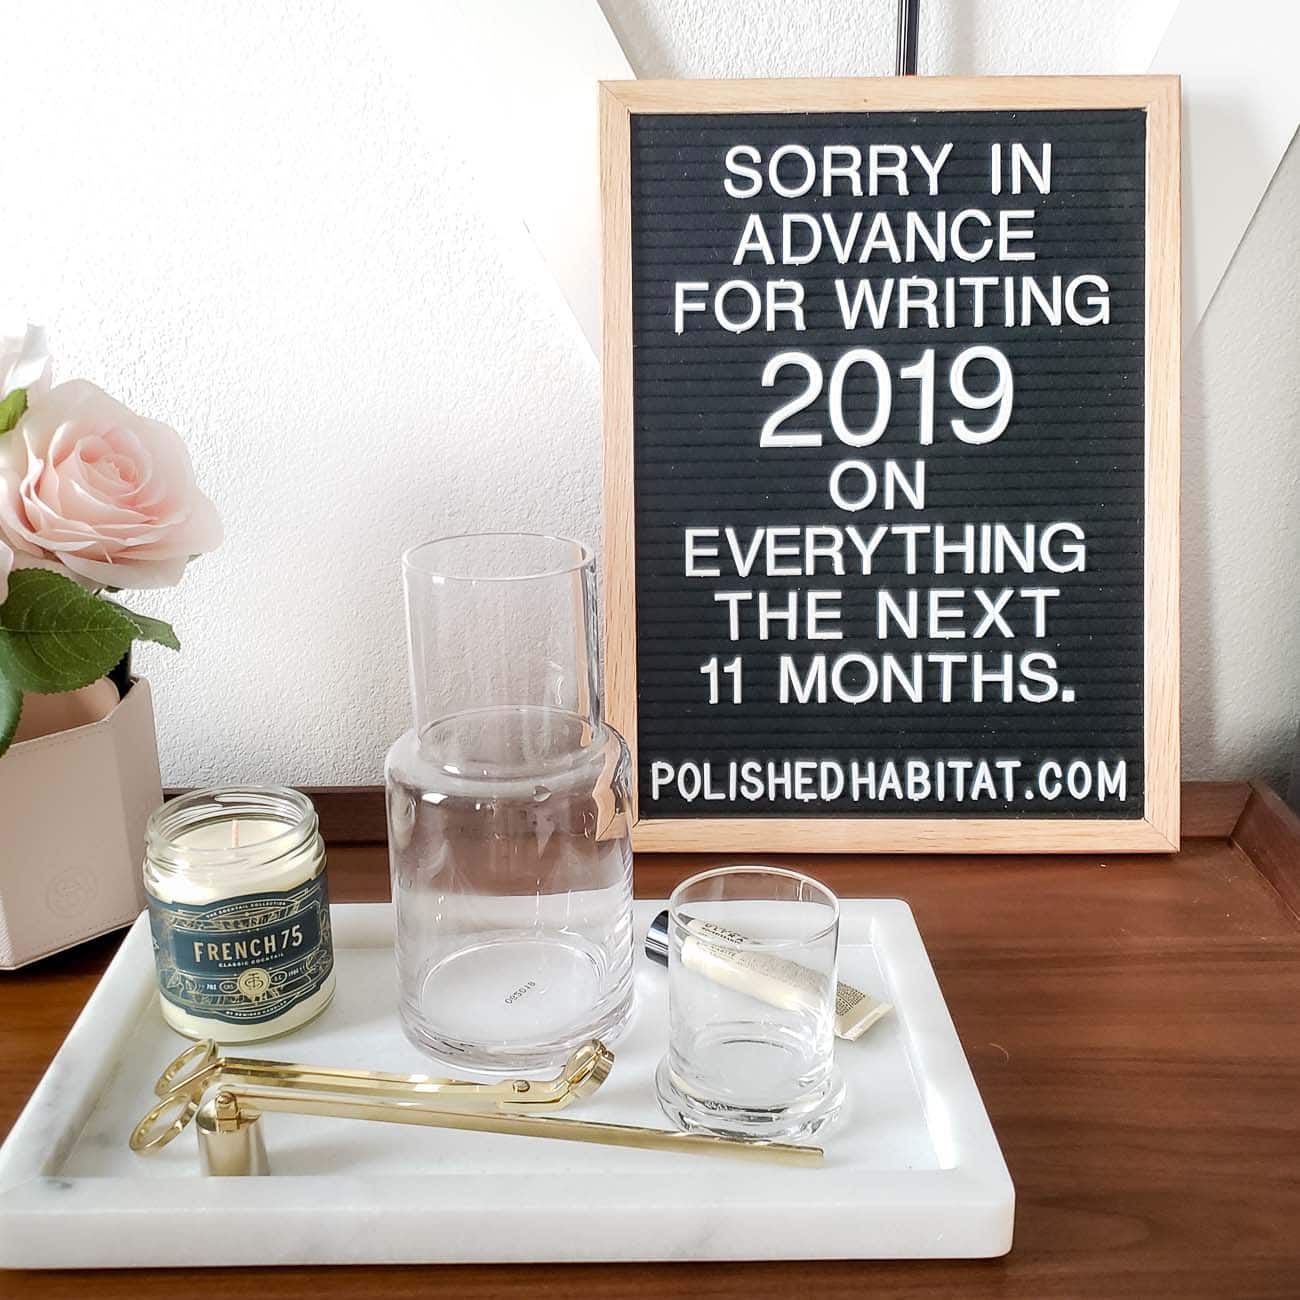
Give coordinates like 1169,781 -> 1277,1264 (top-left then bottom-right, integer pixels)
0,913 -> 154,1194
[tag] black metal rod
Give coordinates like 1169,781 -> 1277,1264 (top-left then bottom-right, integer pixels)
896,0 -> 920,75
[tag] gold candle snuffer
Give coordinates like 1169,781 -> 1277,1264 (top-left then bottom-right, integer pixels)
131,1039 -> 823,1173
131,1037 -> 614,1153
193,1085 -> 824,1175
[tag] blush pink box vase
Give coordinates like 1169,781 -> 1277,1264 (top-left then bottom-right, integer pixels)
0,678 -> 162,969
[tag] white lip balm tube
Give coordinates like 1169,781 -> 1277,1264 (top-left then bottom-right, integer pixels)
644,910 -> 891,1041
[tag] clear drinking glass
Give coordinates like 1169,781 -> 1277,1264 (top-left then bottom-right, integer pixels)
386,533 -> 635,1072
656,866 -> 845,1140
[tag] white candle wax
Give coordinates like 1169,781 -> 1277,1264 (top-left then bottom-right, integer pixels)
169,817 -> 313,866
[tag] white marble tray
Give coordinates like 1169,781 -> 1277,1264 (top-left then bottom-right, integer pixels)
0,900 -> 1013,1267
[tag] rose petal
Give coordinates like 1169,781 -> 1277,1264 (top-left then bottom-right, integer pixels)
60,550 -> 189,589
0,323 -> 52,401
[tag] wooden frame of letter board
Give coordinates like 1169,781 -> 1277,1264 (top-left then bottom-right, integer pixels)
601,76 -> 1180,853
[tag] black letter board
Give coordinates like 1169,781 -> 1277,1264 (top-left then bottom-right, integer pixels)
601,78 -> 1180,853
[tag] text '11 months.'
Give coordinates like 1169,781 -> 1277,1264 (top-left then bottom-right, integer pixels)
626,109 -> 1149,820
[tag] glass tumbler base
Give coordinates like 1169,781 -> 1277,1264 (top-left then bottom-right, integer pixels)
655,1055 -> 845,1142
400,929 -> 633,1073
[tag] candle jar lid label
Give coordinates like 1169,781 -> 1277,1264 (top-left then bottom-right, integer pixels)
147,874 -> 333,1026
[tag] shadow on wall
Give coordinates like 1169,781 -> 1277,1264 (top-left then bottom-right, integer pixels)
1182,128 -> 1300,789
1179,87 -> 1262,791
929,0 -> 976,75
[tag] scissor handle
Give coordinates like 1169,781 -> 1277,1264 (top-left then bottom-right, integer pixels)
153,1039 -> 220,1099
131,1089 -> 202,1152
563,1041 -> 614,1100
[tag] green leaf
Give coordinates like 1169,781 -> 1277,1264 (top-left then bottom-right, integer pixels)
0,676 -> 21,758
107,603 -> 181,651
0,387 -> 27,435
0,569 -> 136,693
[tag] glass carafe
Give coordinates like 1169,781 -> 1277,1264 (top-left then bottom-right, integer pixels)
385,533 -> 635,1072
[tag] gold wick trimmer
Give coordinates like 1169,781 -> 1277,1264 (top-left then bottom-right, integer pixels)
131,1040 -> 823,1174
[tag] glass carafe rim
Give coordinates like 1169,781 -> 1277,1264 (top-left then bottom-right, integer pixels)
402,532 -> 594,583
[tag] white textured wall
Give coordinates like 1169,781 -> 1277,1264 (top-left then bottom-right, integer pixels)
1,0 -> 1295,788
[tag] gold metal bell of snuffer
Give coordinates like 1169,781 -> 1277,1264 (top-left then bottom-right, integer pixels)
133,1040 -> 823,1174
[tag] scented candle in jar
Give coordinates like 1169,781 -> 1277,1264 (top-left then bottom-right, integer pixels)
144,787 -> 335,1042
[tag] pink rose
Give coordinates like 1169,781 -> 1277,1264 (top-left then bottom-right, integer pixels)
0,536 -> 11,605
0,380 -> 222,589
